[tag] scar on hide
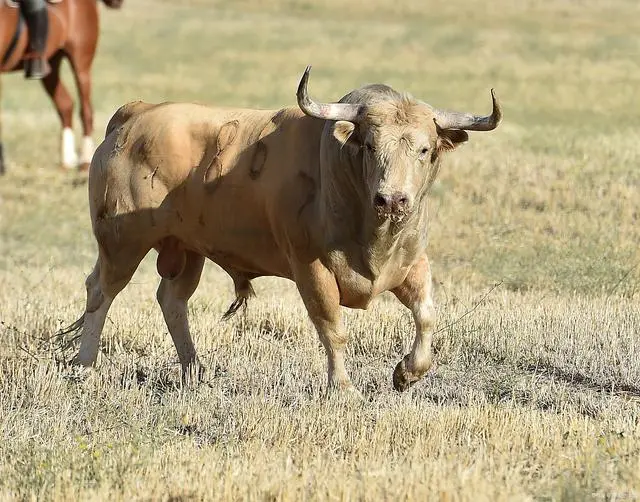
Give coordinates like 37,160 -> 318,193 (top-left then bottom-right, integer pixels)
111,118 -> 132,156
112,135 -> 125,156
204,120 -> 239,184
144,165 -> 160,189
297,171 -> 317,218
204,158 -> 224,194
249,141 -> 267,180
218,120 -> 239,151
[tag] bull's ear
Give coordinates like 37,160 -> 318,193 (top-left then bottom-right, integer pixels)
437,128 -> 469,152
333,120 -> 358,150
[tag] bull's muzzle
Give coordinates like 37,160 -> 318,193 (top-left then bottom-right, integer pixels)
374,191 -> 410,222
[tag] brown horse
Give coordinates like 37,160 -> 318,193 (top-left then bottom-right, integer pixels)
0,0 -> 123,175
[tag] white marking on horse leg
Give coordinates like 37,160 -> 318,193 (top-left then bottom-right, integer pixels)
80,135 -> 95,165
61,127 -> 78,169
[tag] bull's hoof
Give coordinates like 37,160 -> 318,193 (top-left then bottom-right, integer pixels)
325,378 -> 364,401
393,358 -> 419,392
64,364 -> 97,383
70,353 -> 96,368
326,383 -> 364,402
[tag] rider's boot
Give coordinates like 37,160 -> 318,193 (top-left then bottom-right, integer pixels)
23,4 -> 50,79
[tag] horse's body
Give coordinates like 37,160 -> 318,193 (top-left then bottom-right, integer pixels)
0,0 -> 122,174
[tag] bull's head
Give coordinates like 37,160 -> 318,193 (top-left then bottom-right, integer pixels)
297,66 -> 502,223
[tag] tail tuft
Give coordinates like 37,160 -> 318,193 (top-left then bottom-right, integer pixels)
221,297 -> 247,321
52,314 -> 85,351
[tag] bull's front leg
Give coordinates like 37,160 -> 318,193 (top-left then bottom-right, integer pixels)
294,260 -> 357,394
392,256 -> 436,391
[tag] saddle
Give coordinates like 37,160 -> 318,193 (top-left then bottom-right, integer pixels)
5,0 -> 63,7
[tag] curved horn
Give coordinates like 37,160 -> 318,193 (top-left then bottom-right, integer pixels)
297,66 -> 363,122
432,89 -> 502,131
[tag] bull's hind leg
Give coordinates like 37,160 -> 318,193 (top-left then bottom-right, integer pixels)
392,256 -> 436,391
156,250 -> 205,382
74,250 -> 146,366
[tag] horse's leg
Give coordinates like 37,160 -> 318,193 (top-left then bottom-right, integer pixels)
41,52 -> 77,169
76,68 -> 94,170
69,57 -> 94,171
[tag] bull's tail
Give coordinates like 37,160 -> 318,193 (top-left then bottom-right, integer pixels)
54,313 -> 85,350
104,101 -> 156,138
221,278 -> 256,321
221,297 -> 248,321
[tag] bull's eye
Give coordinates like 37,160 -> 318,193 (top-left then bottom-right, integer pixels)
418,146 -> 429,159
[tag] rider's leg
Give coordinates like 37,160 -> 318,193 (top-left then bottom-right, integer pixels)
20,0 -> 50,79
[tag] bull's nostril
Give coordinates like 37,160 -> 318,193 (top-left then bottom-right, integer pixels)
374,194 -> 388,208
397,195 -> 408,205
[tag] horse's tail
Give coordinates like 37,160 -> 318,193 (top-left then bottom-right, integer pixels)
105,101 -> 156,138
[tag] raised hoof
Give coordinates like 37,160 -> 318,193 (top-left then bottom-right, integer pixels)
393,358 -> 421,392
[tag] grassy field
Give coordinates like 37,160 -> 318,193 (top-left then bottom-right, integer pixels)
1,0 -> 640,499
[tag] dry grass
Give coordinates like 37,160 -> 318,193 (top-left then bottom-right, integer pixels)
1,0 -> 639,500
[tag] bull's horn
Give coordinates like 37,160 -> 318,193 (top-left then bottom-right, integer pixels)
432,89 -> 502,131
297,65 -> 363,122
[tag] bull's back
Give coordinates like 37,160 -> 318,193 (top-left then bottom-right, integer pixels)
88,101 -> 324,277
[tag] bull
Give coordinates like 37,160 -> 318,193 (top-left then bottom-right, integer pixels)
70,66 -> 501,393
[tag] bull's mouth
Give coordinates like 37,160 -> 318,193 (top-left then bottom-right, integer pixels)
375,207 -> 409,224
